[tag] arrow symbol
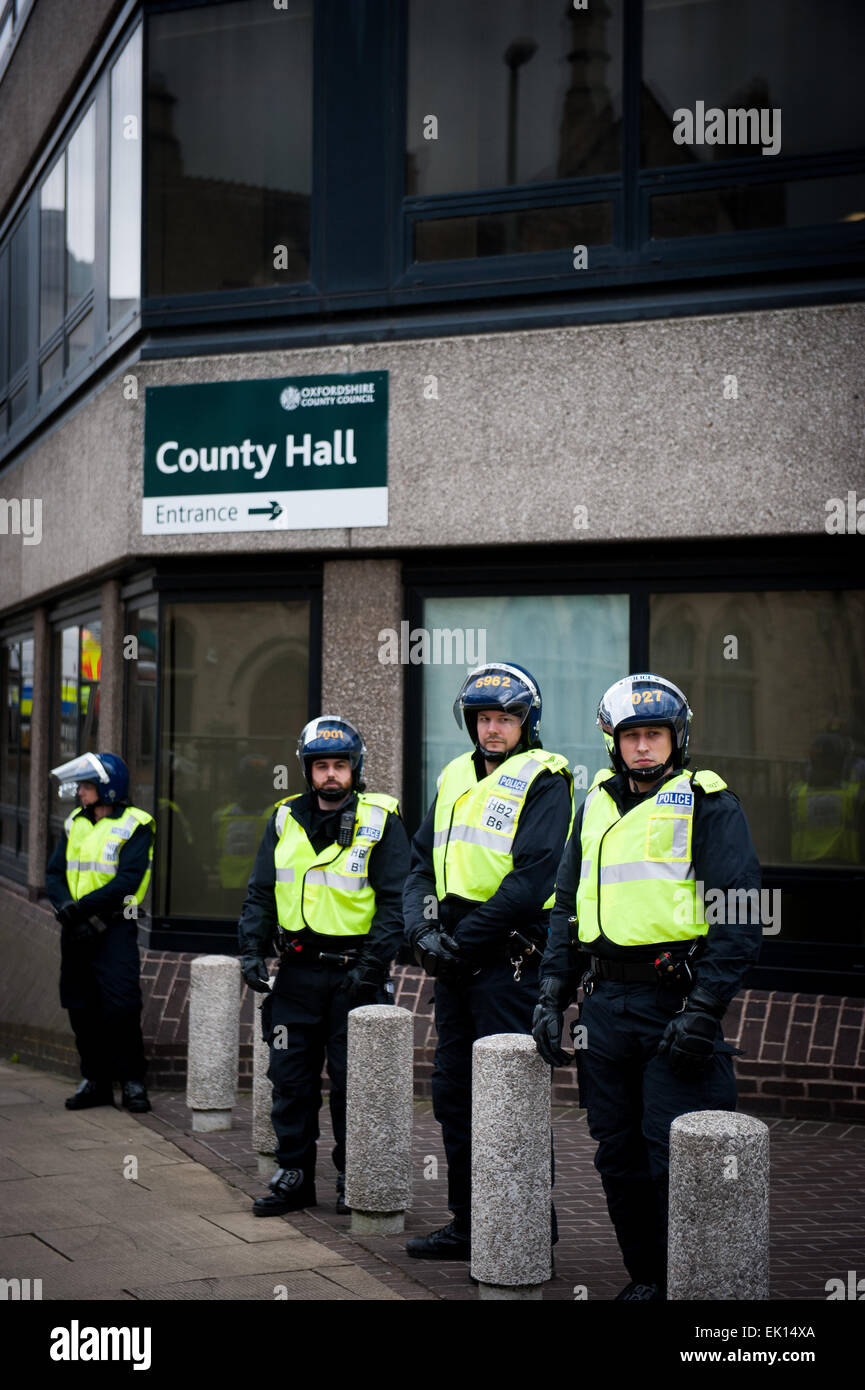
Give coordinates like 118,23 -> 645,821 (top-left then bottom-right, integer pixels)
248,500 -> 282,521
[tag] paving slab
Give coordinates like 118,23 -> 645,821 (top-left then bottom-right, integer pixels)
128,1270 -> 363,1300
200,1210 -> 306,1243
179,1236 -> 349,1278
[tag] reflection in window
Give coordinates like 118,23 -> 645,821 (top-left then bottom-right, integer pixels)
156,601 -> 310,919
649,590 -> 865,868
126,604 -> 157,818
147,0 -> 313,295
9,219 -> 28,377
642,0 -> 865,169
406,0 -> 623,196
414,202 -> 612,262
1,636 -> 33,872
651,173 -> 865,241
39,156 -> 65,342
109,25 -> 142,326
421,593 -> 629,809
66,107 -> 96,313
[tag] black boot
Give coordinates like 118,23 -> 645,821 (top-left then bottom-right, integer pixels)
336,1173 -> 351,1216
615,1281 -> 666,1301
65,1079 -> 114,1110
406,1219 -> 470,1260
121,1081 -> 151,1113
253,1167 -> 317,1217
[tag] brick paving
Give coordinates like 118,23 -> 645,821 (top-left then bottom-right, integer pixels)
142,1088 -> 865,1302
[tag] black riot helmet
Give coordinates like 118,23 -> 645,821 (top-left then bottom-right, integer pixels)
597,673 -> 692,783
296,716 -> 366,797
453,662 -> 542,763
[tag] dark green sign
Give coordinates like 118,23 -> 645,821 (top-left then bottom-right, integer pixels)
143,372 -> 388,534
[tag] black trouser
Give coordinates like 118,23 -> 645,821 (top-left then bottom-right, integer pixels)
431,957 -> 549,1230
59,918 -> 147,1084
261,960 -> 388,1182
575,980 -> 737,1288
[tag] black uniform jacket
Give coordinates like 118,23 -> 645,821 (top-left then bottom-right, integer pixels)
237,791 -> 410,972
541,768 -> 763,1006
403,748 -> 573,962
45,806 -> 154,922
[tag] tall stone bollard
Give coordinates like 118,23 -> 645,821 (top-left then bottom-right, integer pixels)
345,1005 -> 413,1234
252,994 -> 277,1176
668,1110 -> 770,1300
186,955 -> 240,1133
471,1033 -> 551,1300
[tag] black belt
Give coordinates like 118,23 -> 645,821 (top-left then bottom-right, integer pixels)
590,957 -> 665,983
277,935 -> 359,968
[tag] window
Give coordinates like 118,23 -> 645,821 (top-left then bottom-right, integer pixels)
109,24 -> 142,327
146,0 -> 313,296
0,634 -> 33,878
650,588 -> 865,946
124,600 -> 157,818
37,104 -> 95,397
48,619 -> 101,846
419,593 -> 630,810
155,599 -> 312,922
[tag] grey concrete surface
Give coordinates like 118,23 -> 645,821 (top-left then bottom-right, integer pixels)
186,955 -> 239,1129
668,1108 -> 770,1301
345,1004 -> 413,1228
0,1058 -> 403,1300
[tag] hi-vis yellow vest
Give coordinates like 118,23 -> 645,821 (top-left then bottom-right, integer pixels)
432,748 -> 572,906
216,804 -> 274,888
273,792 -> 398,937
575,768 -> 726,947
64,806 -> 155,905
790,781 -> 861,862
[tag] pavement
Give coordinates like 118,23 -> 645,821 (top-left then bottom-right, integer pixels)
2,1056 -> 864,1301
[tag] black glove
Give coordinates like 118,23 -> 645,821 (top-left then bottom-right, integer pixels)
532,974 -> 578,1068
410,927 -> 465,987
55,899 -> 85,931
657,985 -> 726,1081
241,953 -> 272,994
344,955 -> 387,1007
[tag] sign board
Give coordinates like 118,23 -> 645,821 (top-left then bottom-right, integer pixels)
142,372 -> 388,535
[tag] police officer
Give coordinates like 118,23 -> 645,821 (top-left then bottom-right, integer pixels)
533,673 -> 762,1300
46,752 -> 155,1113
238,716 -> 409,1216
789,732 -> 864,864
403,662 -> 573,1259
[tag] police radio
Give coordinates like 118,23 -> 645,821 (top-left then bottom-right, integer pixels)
337,808 -> 355,847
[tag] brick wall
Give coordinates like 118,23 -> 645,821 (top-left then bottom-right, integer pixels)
2,881 -> 863,1120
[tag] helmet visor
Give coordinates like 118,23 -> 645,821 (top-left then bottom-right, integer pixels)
50,753 -> 109,799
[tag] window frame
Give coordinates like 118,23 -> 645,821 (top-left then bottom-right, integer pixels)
0,626 -> 34,882
403,536 -> 865,997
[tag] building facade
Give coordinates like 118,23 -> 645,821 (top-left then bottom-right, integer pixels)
1,0 -> 864,1117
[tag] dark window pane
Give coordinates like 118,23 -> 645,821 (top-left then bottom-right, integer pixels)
407,0 -> 623,195
1,641 -> 20,809
68,310 -> 93,371
39,155 -> 65,342
9,219 -> 28,376
80,622 -> 101,752
0,246 -> 7,394
40,344 -> 63,395
649,591 -> 865,884
66,105 -> 96,314
109,24 -> 142,326
126,603 -> 157,816
9,384 -> 27,425
650,172 -> 865,240
414,201 -> 612,262
20,638 -> 33,815
156,600 -> 310,918
147,0 -> 313,295
643,0 -> 865,168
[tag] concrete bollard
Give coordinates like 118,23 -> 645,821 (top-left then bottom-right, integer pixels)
252,993 -> 277,1176
471,1033 -> 551,1300
345,1005 -> 413,1234
668,1110 -> 770,1300
186,955 -> 240,1132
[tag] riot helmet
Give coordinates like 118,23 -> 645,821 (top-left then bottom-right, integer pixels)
296,716 -> 366,797
453,662 -> 542,763
50,751 -> 130,804
597,673 -> 692,783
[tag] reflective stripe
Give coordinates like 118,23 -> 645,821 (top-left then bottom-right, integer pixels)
275,805 -> 290,837
600,861 -> 696,885
66,860 -> 102,872
672,816 -> 690,858
580,859 -> 592,880
359,804 -> 386,835
432,828 -> 449,849
64,812 -> 77,835
305,870 -> 369,891
443,823 -> 514,854
275,867 -> 295,883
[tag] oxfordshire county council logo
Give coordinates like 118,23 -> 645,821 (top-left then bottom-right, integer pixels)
279,386 -> 301,410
